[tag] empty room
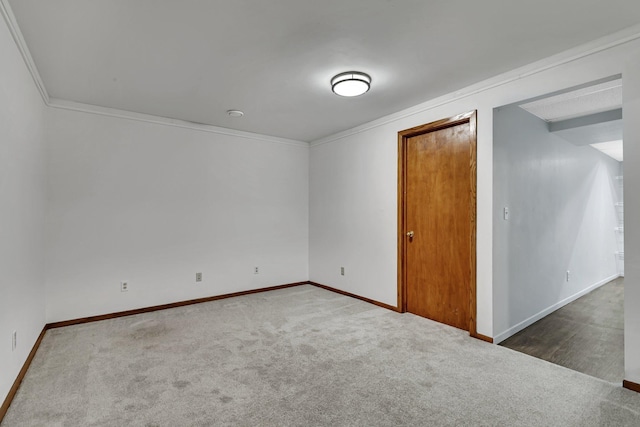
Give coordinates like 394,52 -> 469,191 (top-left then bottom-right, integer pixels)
2,1 -> 640,426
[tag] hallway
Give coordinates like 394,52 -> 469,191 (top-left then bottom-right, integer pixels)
500,277 -> 624,383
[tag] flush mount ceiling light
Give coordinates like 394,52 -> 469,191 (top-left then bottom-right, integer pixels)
331,71 -> 371,97
226,109 -> 244,117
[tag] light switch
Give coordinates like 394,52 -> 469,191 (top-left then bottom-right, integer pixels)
503,207 -> 509,220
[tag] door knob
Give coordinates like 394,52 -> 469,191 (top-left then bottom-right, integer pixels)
406,231 -> 414,238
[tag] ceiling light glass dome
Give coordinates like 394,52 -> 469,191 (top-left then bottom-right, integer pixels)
331,72 -> 371,97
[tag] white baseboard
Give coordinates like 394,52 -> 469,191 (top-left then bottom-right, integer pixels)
494,273 -> 621,344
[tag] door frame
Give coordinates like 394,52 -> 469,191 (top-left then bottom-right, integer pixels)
397,110 -> 478,337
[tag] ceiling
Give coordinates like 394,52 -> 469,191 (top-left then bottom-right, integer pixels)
592,140 -> 623,161
7,1 -> 640,142
519,80 -> 622,123
519,78 -> 624,161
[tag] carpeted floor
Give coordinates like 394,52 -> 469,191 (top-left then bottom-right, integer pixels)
3,285 -> 640,426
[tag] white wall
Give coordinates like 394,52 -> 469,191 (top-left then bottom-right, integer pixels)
309,31 -> 640,339
624,50 -> 640,385
0,15 -> 46,405
44,108 -> 309,323
309,129 -> 398,304
493,105 -> 621,342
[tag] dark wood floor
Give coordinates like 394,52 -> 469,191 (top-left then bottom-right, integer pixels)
499,277 -> 624,383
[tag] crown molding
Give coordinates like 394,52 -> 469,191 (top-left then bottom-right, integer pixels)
0,0 -> 49,103
310,24 -> 640,147
47,98 -> 309,147
0,0 -> 308,148
4,0 -> 639,149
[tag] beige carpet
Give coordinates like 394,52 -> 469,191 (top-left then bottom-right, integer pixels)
3,285 -> 640,426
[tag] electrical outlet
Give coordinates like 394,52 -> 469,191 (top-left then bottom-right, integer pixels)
341,267 -> 345,276
11,331 -> 16,351
121,281 -> 129,292
196,272 -> 202,282
254,266 -> 259,274
566,271 -> 571,282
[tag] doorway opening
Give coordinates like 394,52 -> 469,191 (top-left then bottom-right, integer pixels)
493,76 -> 625,382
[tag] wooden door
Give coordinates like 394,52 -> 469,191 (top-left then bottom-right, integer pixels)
398,111 -> 476,333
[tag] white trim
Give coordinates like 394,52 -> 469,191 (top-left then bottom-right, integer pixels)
310,24 -> 640,147
0,0 -> 307,148
493,273 -> 621,344
0,0 -> 49,103
3,0 -> 640,148
47,98 -> 309,148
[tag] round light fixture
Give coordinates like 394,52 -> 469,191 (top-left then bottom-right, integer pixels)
227,109 -> 244,117
331,71 -> 371,97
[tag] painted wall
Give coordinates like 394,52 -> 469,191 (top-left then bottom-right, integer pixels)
493,105 -> 621,342
309,128 -> 398,305
0,16 -> 46,404
44,108 -> 309,323
309,31 -> 640,338
624,50 -> 640,385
